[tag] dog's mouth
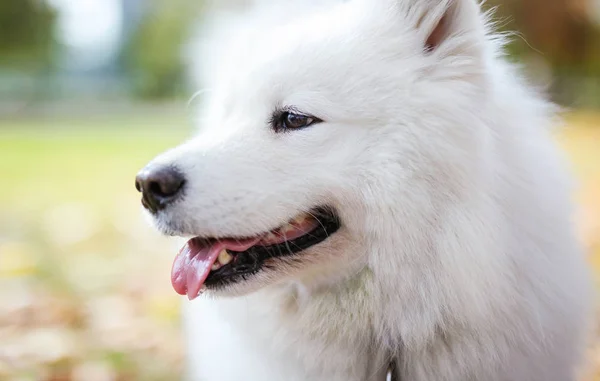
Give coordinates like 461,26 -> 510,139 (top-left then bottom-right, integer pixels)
171,207 -> 340,299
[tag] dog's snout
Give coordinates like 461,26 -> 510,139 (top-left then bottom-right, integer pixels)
135,165 -> 185,213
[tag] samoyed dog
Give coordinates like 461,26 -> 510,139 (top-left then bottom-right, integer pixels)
135,0 -> 592,379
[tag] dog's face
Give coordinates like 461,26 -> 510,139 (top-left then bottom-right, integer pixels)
136,0 -> 487,297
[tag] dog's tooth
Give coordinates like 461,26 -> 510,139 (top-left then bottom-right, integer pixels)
218,249 -> 233,265
293,214 -> 308,225
282,223 -> 296,234
211,263 -> 221,271
264,232 -> 278,241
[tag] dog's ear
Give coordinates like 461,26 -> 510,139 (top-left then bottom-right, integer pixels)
402,0 -> 484,54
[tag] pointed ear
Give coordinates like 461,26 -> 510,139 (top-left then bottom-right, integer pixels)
408,0 -> 484,54
423,1 -> 454,52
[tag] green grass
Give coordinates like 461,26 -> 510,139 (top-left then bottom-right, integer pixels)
0,117 -> 189,211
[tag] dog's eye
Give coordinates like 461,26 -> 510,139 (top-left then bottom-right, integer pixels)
284,113 -> 314,129
273,111 -> 321,133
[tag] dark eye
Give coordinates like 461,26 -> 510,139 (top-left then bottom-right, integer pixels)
272,111 -> 321,133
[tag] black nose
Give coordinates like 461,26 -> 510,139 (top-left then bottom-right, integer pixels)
135,165 -> 185,213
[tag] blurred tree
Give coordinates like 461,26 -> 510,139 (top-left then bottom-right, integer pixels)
488,0 -> 595,66
123,0 -> 201,100
486,0 -> 600,106
0,0 -> 57,69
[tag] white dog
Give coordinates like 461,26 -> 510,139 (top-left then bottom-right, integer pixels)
135,0 -> 593,380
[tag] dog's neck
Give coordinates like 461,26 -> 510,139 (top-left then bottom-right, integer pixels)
274,267 -> 402,380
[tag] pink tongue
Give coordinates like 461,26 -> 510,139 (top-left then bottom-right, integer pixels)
171,237 -> 260,300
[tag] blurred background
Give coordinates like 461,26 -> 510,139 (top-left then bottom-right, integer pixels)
0,0 -> 598,380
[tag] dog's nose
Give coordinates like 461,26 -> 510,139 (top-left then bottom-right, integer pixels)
135,165 -> 185,213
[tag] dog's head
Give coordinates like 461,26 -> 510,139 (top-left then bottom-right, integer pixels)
136,0 -> 491,298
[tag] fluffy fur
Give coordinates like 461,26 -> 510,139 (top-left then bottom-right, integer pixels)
143,0 -> 593,379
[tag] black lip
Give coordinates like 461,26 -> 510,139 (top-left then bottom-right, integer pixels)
204,208 -> 341,289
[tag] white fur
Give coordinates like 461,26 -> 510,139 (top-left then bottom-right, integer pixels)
144,0 -> 593,379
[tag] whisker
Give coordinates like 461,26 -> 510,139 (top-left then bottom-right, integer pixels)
304,209 -> 330,239
281,229 -> 295,257
186,88 -> 212,108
